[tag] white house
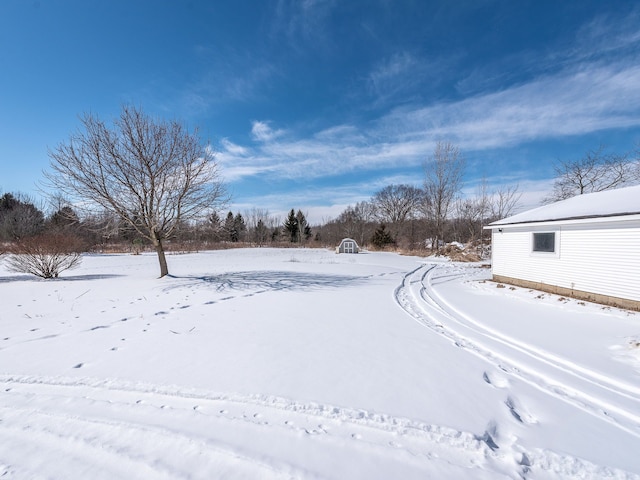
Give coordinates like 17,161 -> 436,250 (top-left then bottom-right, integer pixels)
486,185 -> 640,311
336,238 -> 360,254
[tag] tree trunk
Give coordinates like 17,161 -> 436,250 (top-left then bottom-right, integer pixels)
153,234 -> 169,278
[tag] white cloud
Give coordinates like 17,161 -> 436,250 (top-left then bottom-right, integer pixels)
223,59 -> 640,188
384,61 -> 640,150
220,138 -> 248,155
251,120 -> 285,142
272,0 -> 336,51
367,52 -> 416,93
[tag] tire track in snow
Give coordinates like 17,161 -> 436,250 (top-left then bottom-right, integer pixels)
0,375 -> 496,479
1,375 -> 635,479
394,263 -> 640,439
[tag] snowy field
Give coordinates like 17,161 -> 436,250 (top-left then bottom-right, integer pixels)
1,248 -> 639,479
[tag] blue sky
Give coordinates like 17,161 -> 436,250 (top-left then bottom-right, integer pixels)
2,0 -> 640,223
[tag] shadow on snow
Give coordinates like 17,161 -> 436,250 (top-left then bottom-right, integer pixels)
166,271 -> 369,293
0,274 -> 125,283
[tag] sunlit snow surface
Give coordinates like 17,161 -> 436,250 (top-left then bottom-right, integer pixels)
1,248 -> 639,479
490,184 -> 640,225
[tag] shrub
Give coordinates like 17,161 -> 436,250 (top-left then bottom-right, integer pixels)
6,233 -> 85,278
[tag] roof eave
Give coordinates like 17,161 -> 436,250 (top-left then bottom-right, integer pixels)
485,212 -> 640,230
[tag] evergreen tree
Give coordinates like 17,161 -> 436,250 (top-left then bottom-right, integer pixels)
295,210 -> 312,243
233,213 -> 246,242
371,224 -> 395,249
0,193 -> 45,241
48,206 -> 79,232
207,211 -> 223,241
223,211 -> 237,241
254,218 -> 269,246
283,209 -> 298,242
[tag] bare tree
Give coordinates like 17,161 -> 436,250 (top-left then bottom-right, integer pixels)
490,184 -> 522,221
244,208 -> 272,245
371,184 -> 423,240
46,105 -> 228,277
545,147 -> 637,203
336,201 -> 374,246
422,141 -> 465,250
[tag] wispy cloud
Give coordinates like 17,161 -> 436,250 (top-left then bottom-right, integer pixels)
570,5 -> 640,63
272,0 -> 337,52
158,48 -> 279,117
220,138 -> 248,155
456,6 -> 640,98
366,51 -> 455,105
367,52 -> 416,95
389,61 -> 640,150
219,56 -> 640,187
251,120 -> 285,142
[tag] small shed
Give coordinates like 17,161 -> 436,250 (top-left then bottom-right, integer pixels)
485,185 -> 640,311
336,238 -> 360,254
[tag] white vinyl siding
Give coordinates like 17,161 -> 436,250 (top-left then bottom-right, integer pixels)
492,221 -> 640,302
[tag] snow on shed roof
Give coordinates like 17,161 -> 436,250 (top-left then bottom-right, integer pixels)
490,184 -> 640,226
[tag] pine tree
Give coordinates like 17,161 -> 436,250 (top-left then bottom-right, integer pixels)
283,209 -> 298,242
296,210 -> 311,243
254,218 -> 269,246
233,213 -> 246,242
207,211 -> 223,241
223,211 -> 237,242
371,224 -> 395,249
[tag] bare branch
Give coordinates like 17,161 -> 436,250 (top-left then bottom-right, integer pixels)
545,147 -> 638,203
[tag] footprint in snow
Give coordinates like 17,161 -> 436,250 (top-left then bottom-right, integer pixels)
505,396 -> 537,425
482,370 -> 510,389
304,425 -> 328,435
477,422 -> 500,451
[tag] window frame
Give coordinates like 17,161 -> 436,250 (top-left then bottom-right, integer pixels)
531,231 -> 557,255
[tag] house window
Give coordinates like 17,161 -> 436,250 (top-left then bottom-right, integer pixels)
532,232 -> 555,253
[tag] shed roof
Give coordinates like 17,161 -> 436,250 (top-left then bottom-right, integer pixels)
490,184 -> 640,226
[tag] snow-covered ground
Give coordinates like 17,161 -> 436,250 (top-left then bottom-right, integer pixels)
1,248 -> 639,479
